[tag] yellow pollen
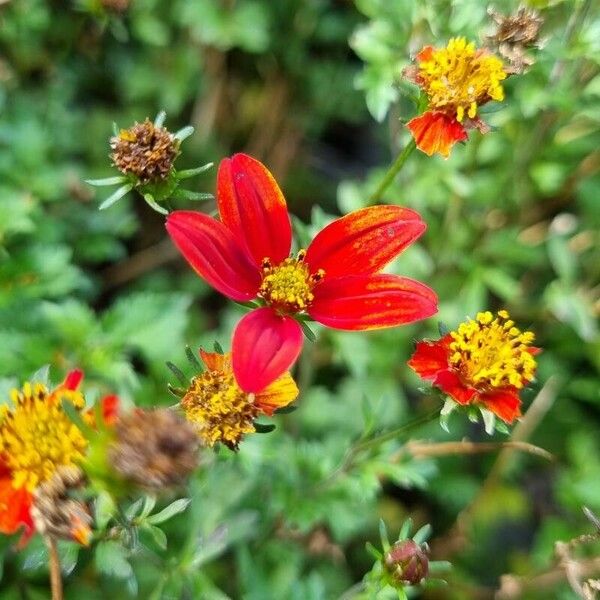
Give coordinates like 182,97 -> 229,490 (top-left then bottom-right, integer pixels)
258,250 -> 324,313
181,370 -> 258,450
0,382 -> 87,492
449,310 -> 537,390
418,37 -> 506,122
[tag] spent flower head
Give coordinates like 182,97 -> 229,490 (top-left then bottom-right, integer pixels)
409,310 -> 540,430
87,111 -> 213,214
404,37 -> 507,157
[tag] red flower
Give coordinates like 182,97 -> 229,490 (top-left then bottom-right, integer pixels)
0,370 -> 118,545
167,153 -> 437,392
408,311 -> 539,423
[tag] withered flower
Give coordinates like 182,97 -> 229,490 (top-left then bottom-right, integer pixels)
30,466 -> 92,546
487,6 -> 544,74
110,118 -> 178,183
109,409 -> 199,491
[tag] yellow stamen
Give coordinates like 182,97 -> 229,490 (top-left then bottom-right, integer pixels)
181,369 -> 258,450
418,37 -> 506,122
449,310 -> 537,390
258,250 -> 324,313
0,383 -> 87,492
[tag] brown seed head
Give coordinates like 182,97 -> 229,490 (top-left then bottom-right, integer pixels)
109,409 -> 200,491
487,6 -> 544,74
110,119 -> 178,183
31,466 -> 92,545
384,539 -> 429,586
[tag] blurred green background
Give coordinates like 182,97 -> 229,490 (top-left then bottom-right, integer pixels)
0,0 -> 599,598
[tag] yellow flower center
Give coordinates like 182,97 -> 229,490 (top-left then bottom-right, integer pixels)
418,37 -> 506,122
0,383 -> 87,492
449,310 -> 537,390
258,250 -> 325,313
181,370 -> 259,450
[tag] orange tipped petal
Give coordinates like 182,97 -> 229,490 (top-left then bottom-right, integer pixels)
0,478 -> 34,540
309,274 -> 438,331
199,349 -> 229,372
166,210 -> 261,302
305,206 -> 426,279
407,336 -> 452,380
232,307 -> 303,394
481,389 -> 522,423
434,370 -> 477,405
217,154 -> 292,267
407,111 -> 468,158
255,372 -> 299,416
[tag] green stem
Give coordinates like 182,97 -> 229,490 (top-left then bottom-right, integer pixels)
369,138 -> 417,204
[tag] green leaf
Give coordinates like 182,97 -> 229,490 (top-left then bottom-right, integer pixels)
147,498 -> 191,525
166,361 -> 187,385
95,491 -> 117,531
154,111 -> 167,128
174,125 -> 194,141
366,541 -> 382,560
143,194 -> 169,215
398,518 -> 412,541
213,341 -> 224,354
86,176 -> 127,186
254,422 -> 276,434
379,519 -> 390,551
141,523 -> 168,551
176,163 -> 214,179
95,541 -> 133,580
99,183 -> 133,210
300,320 -> 317,343
412,523 -> 432,544
29,364 -> 50,386
172,189 -> 214,201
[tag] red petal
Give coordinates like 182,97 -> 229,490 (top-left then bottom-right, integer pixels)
0,479 -> 34,541
434,370 -> 477,405
166,211 -> 261,302
407,335 -> 452,380
415,45 -> 434,62
232,307 -> 303,393
308,274 -> 437,330
481,389 -> 522,423
217,154 -> 292,266
62,369 -> 84,390
304,206 -> 426,278
407,111 -> 468,158
100,394 -> 119,426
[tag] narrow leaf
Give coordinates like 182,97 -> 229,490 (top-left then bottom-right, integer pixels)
174,125 -> 194,141
300,320 -> 316,343
99,183 -> 133,210
185,345 -> 201,369
172,189 -> 214,201
254,422 -> 276,434
154,111 -> 167,128
176,163 -> 214,179
166,362 -> 186,385
147,498 -> 191,525
213,341 -> 224,354
86,176 -> 127,186
412,523 -> 432,544
143,194 -> 168,215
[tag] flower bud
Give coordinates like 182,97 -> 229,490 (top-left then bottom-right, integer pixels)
384,539 -> 429,586
109,409 -> 199,491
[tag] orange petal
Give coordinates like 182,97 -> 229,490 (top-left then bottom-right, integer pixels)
0,478 -> 34,539
255,372 -> 299,416
304,205 -> 426,279
407,335 -> 452,380
480,389 -> 522,424
415,45 -> 434,62
407,111 -> 468,158
217,154 -> 292,267
199,349 -> 230,372
434,370 -> 477,405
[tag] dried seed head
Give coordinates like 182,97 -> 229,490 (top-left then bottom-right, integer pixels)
110,119 -> 178,183
384,539 -> 430,586
109,409 -> 199,491
101,0 -> 130,12
31,466 -> 92,545
487,6 -> 544,74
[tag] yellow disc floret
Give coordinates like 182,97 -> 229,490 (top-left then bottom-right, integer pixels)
181,369 -> 259,450
418,37 -> 506,123
0,382 -> 87,492
258,250 -> 324,314
449,310 -> 537,390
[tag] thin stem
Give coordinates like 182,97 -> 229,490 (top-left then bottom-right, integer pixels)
47,536 -> 63,600
369,138 -> 417,204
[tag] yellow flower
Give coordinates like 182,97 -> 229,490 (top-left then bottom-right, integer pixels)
180,350 -> 298,450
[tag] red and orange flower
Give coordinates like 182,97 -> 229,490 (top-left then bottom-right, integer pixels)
404,37 -> 507,158
166,153 -> 438,392
408,310 -> 539,423
0,370 -> 116,545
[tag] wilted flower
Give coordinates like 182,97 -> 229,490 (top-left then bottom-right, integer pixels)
0,370 -> 114,544
109,409 -> 200,490
30,466 -> 91,546
111,118 -> 178,184
487,6 -> 543,74
167,153 -> 437,392
180,349 -> 298,450
384,539 -> 429,586
408,310 -> 539,423
404,37 -> 507,157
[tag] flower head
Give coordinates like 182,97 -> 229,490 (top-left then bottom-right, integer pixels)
166,153 -> 437,392
405,38 -> 507,157
0,370 -> 116,544
111,118 -> 178,183
109,409 -> 199,491
384,539 -> 429,586
180,349 -> 298,450
408,310 -> 539,423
